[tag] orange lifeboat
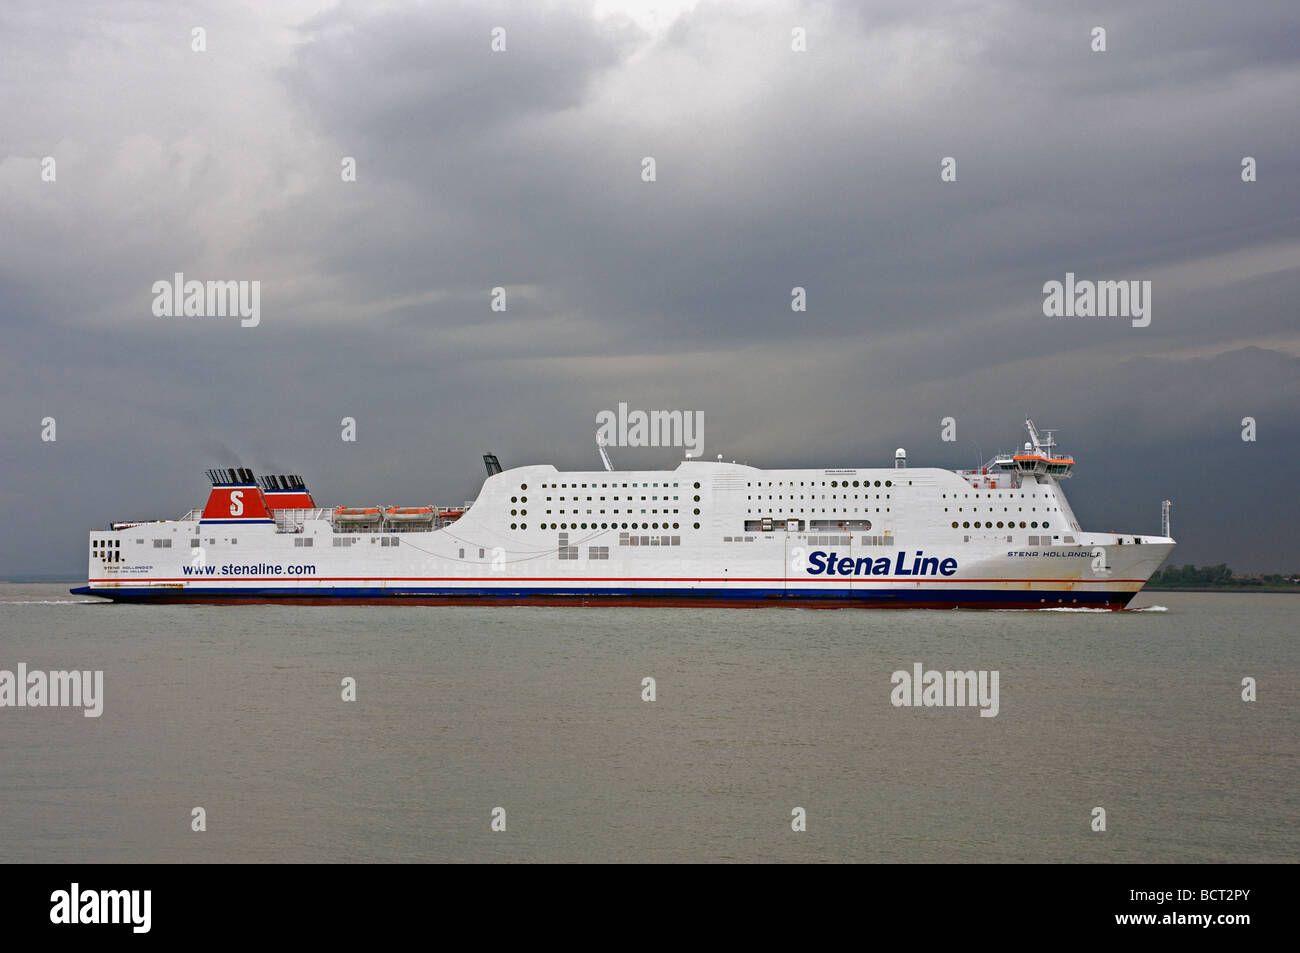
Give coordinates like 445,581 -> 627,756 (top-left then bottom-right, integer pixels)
333,506 -> 381,523
385,506 -> 435,523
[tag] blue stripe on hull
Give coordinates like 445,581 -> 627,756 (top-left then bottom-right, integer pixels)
70,585 -> 1137,609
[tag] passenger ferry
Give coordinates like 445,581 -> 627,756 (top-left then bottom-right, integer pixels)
72,420 -> 1174,609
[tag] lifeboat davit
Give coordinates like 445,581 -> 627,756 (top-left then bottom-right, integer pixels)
385,506 -> 435,523
333,506 -> 382,523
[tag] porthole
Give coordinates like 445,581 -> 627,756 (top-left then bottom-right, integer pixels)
693,482 -> 700,489
510,509 -> 517,516
520,523 -> 526,530
693,495 -> 700,502
511,496 -> 517,503
520,509 -> 526,516
1043,522 -> 1050,529
1019,521 -> 1026,528
672,523 -> 679,529
951,522 -> 958,529
510,523 -> 517,530
693,508 -> 700,515
1031,521 -> 1038,528
853,480 -> 860,487
521,484 -> 527,490
962,522 -> 970,529
997,521 -> 1004,528
521,496 -> 526,503
693,522 -> 700,529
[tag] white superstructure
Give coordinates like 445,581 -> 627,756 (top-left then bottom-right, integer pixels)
74,421 -> 1174,609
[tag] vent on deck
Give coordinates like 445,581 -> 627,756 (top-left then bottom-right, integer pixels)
206,467 -> 254,485
258,473 -> 307,491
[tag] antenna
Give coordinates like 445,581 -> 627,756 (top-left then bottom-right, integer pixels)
1025,419 -> 1057,455
1025,419 -> 1042,453
596,432 -> 614,472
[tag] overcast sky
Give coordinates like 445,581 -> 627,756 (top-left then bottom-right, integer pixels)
2,0 -> 1297,576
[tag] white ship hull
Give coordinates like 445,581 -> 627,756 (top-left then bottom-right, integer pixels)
73,442 -> 1174,609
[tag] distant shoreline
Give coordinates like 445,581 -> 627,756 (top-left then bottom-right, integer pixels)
1143,586 -> 1299,594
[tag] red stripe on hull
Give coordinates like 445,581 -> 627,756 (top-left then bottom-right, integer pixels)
82,593 -> 1135,610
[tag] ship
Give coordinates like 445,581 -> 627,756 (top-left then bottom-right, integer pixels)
71,420 -> 1174,609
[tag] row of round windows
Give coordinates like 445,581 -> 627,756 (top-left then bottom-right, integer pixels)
750,479 -> 894,488
953,520 -> 1050,530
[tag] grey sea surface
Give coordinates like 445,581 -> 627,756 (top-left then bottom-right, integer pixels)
0,584 -> 1295,863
